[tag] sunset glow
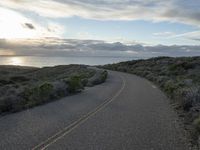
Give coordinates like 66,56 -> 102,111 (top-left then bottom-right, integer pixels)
9,57 -> 24,66
0,8 -> 37,39
0,0 -> 199,57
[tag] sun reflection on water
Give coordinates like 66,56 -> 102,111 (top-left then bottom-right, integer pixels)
9,57 -> 24,66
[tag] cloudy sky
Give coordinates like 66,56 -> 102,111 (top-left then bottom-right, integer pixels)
0,0 -> 200,57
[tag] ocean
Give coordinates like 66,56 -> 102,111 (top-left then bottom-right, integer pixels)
0,56 -> 137,67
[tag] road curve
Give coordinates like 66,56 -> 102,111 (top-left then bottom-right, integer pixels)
0,71 -> 189,150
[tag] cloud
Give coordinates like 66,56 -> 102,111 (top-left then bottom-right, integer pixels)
157,30 -> 200,43
191,38 -> 200,41
0,38 -> 199,57
153,32 -> 175,37
0,7 -> 64,39
1,0 -> 200,27
24,23 -> 35,30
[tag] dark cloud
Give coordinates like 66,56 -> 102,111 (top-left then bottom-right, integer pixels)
24,23 -> 35,30
190,38 -> 200,41
0,38 -> 200,57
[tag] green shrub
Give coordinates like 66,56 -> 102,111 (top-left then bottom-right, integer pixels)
193,117 -> 200,133
65,76 -> 83,93
100,71 -> 108,82
23,82 -> 54,107
163,80 -> 178,96
39,82 -> 54,97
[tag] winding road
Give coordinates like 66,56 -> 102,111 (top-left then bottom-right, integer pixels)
0,71 -> 189,150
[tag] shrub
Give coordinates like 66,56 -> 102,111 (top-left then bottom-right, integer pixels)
23,82 -> 54,107
193,117 -> 200,133
156,76 -> 169,86
100,71 -> 108,82
145,72 -> 156,81
81,78 -> 88,86
168,61 -> 192,76
0,65 -> 107,115
39,82 -> 54,97
176,87 -> 200,111
0,79 -> 13,85
88,70 -> 108,86
52,81 -> 68,97
0,96 -> 23,113
10,76 -> 30,82
163,80 -> 178,96
65,76 -> 83,93
0,97 -> 12,113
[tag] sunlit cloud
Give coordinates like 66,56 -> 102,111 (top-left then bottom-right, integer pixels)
0,7 -> 35,39
0,7 -> 64,39
0,49 -> 15,56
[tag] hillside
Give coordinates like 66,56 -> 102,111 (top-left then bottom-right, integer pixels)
0,65 -> 107,115
102,56 -> 200,145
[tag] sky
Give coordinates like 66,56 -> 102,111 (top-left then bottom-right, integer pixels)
0,0 -> 200,57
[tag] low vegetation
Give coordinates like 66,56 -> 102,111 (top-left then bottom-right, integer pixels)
87,70 -> 108,86
0,65 -> 107,115
101,56 -> 200,146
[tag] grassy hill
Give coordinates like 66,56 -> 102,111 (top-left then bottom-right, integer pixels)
0,65 -> 107,115
102,56 -> 200,145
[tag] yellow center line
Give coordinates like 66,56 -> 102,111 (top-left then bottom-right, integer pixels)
32,75 -> 126,150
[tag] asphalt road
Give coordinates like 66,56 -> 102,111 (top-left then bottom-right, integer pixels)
0,71 -> 189,150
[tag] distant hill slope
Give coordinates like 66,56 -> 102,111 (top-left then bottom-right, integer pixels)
102,56 -> 200,146
0,65 -> 107,115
